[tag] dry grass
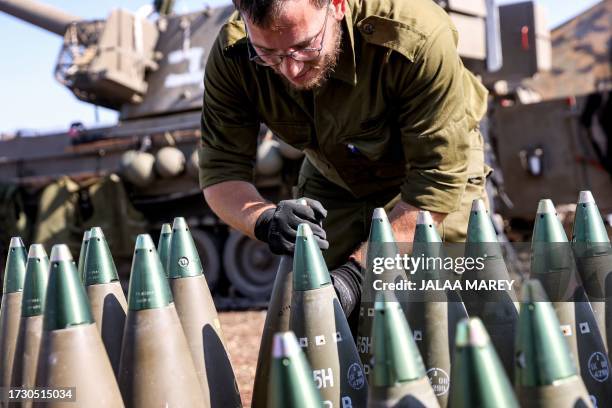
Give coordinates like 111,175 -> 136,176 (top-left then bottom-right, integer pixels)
219,310 -> 267,407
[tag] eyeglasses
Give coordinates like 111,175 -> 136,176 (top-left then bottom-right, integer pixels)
245,0 -> 332,67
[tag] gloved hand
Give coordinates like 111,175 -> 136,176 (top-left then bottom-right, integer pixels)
254,198 -> 328,255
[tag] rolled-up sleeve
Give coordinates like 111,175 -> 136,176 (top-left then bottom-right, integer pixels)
199,36 -> 259,189
396,24 -> 485,213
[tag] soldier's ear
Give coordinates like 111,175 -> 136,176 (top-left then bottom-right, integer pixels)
330,0 -> 346,21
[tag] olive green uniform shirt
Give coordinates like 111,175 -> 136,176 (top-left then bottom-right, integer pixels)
199,0 -> 488,214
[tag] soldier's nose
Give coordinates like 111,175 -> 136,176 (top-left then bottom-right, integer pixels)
280,58 -> 305,80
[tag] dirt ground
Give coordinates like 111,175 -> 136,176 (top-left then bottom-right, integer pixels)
219,310 -> 267,407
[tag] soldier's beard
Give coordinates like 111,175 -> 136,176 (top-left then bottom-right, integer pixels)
274,21 -> 343,91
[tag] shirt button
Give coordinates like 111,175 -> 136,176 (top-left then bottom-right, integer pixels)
362,23 -> 374,35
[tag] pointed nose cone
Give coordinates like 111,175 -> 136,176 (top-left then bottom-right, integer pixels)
371,292 -> 426,387
272,331 -> 302,359
368,208 -> 397,243
454,318 -> 490,348
293,224 -> 331,291
22,244 -> 49,317
366,208 -> 401,268
450,318 -> 518,407
127,234 -> 173,311
413,211 -> 444,264
3,237 -> 27,294
157,223 -> 173,276
531,199 -> 577,289
167,217 -> 203,279
44,245 -> 94,331
269,331 -> 322,408
83,227 -> 119,286
533,199 -> 568,243
466,199 -> 504,261
515,280 -> 577,386
414,211 -> 441,243
578,190 -> 594,204
572,190 -> 610,248
77,230 -> 91,282
466,199 -> 499,243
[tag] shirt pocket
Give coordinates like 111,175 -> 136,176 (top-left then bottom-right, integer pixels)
340,115 -> 403,163
266,121 -> 312,150
341,119 -> 389,161
337,116 -> 405,180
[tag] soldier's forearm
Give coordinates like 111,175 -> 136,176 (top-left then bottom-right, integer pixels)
350,201 -> 447,264
202,181 -> 275,240
388,200 -> 447,242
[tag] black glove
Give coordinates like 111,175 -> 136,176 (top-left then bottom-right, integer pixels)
330,258 -> 364,318
254,198 -> 328,255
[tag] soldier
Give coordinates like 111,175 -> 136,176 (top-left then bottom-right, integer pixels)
199,0 -> 489,322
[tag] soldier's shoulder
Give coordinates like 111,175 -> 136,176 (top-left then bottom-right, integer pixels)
354,0 -> 455,61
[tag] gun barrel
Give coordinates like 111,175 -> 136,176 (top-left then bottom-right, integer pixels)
0,0 -> 80,36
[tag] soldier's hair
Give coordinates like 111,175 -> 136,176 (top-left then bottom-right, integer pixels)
233,0 -> 329,27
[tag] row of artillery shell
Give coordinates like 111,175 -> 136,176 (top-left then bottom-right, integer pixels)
0,242 -> 123,408
0,216 -> 241,407
252,191 -> 611,408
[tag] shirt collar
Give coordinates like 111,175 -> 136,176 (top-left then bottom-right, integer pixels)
329,4 -> 357,86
